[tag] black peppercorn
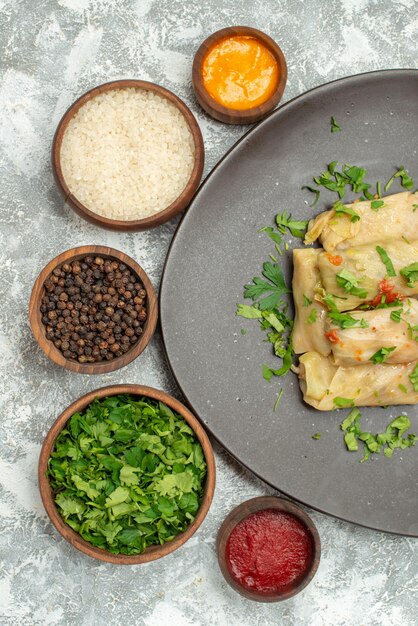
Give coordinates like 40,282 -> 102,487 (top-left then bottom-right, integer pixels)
41,255 -> 147,364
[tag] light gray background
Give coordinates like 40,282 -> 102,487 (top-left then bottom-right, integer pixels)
0,1 -> 417,625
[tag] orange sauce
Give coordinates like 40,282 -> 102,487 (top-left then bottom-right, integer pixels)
201,35 -> 279,110
325,253 -> 343,266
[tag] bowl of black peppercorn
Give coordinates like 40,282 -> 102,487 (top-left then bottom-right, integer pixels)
29,246 -> 158,374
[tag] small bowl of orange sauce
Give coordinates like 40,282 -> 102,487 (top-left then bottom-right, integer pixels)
192,26 -> 287,125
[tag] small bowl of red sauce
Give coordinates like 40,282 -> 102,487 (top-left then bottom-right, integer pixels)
217,496 -> 320,602
192,26 -> 287,125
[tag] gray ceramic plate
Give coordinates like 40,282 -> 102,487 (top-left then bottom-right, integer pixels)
160,70 -> 418,536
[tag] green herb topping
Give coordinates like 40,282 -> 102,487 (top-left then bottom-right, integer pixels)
331,116 -> 341,133
275,212 -> 309,238
390,309 -> 403,323
238,259 -> 293,385
384,166 -> 414,192
376,245 -> 396,277
47,395 -> 207,555
333,397 -> 355,408
334,200 -> 360,223
409,363 -> 418,391
370,346 -> 396,364
336,269 -> 368,298
306,309 -> 318,324
341,409 -> 417,461
400,262 -> 418,288
312,433 -> 321,440
370,200 -> 385,210
303,295 -> 313,306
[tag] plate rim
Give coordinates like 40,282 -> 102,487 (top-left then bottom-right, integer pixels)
160,68 -> 418,537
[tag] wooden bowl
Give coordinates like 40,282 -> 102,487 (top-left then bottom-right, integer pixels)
29,245 -> 157,374
52,80 -> 205,230
39,384 -> 216,564
192,26 -> 287,125
217,496 -> 321,601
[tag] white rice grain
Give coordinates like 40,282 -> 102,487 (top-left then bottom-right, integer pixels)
60,88 -> 196,221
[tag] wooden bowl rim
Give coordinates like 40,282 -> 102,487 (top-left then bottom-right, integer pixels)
38,384 -> 216,564
52,79 -> 205,231
192,26 -> 288,125
216,495 -> 321,602
29,245 -> 158,374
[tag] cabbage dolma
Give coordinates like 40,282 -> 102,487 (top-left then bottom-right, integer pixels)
305,192 -> 418,252
292,249 -> 331,356
298,351 -> 418,410
325,298 -> 418,366
317,239 -> 418,311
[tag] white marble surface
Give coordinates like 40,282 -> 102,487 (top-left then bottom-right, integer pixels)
0,1 -> 417,624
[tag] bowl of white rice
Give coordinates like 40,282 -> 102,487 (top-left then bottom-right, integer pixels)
52,80 -> 204,230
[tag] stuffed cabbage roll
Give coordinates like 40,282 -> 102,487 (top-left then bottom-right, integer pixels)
325,298 -> 418,366
292,249 -> 331,356
298,351 -> 418,410
317,239 -> 418,311
305,192 -> 418,252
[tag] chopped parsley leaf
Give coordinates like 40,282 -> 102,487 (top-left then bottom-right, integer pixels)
333,397 -> 355,408
331,116 -> 341,133
371,199 -> 385,210
409,363 -> 418,391
336,269 -> 368,298
400,262 -> 418,288
384,166 -> 414,192
341,409 -> 417,461
370,346 -> 396,364
275,212 -> 309,238
303,294 -> 313,306
306,309 -> 318,324
334,200 -> 360,222
376,245 -> 396,277
301,185 -> 320,207
390,309 -> 403,323
312,433 -> 321,440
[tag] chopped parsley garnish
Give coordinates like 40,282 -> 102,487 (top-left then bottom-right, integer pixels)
370,346 -> 396,364
330,311 -> 368,329
243,262 -> 290,310
238,255 -> 294,390
409,363 -> 418,391
301,185 -> 320,207
400,262 -> 418,288
413,204 -> 418,212
303,294 -> 313,306
398,384 -> 408,393
47,395 -> 207,555
312,433 -> 321,440
259,226 -> 283,246
390,309 -> 403,323
341,409 -> 417,461
371,199 -> 385,210
384,166 -> 414,192
336,269 -> 368,298
324,294 -> 368,328
331,116 -> 341,133
334,200 -> 360,222
275,212 -> 309,238
333,397 -> 355,408
274,388 -> 284,410
306,309 -> 317,324
376,246 -> 396,277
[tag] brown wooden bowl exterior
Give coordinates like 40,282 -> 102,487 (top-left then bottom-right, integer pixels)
217,496 -> 321,602
39,384 -> 216,564
29,246 -> 157,374
52,80 -> 205,230
192,26 -> 288,125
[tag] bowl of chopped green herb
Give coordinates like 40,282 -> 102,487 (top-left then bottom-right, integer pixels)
39,385 -> 215,563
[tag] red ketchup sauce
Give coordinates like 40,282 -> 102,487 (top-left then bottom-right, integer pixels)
225,509 -> 313,594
